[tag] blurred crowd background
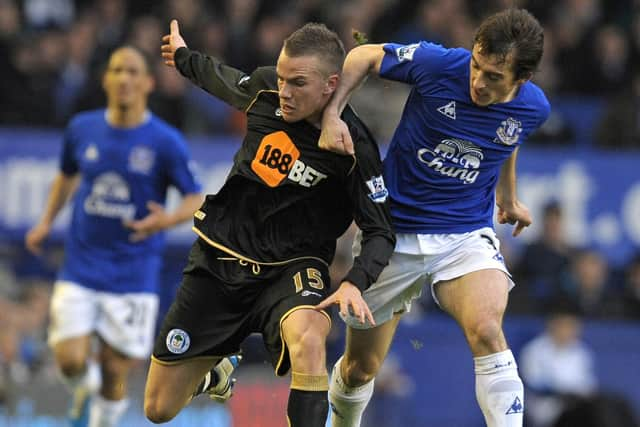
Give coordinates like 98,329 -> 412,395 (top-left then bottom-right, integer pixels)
1,0 -> 639,426
0,0 -> 639,144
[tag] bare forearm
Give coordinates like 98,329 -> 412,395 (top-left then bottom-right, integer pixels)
39,173 -> 79,227
496,148 -> 519,207
326,44 -> 385,116
166,193 -> 203,228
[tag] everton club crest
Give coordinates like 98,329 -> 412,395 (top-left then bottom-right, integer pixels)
495,117 -> 523,145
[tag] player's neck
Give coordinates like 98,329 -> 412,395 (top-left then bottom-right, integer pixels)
305,111 -> 322,129
106,104 -> 149,128
502,83 -> 522,104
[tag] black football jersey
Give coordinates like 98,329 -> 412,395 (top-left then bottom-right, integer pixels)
174,47 -> 395,291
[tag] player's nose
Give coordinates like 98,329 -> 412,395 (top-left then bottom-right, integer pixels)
279,84 -> 292,99
471,77 -> 484,91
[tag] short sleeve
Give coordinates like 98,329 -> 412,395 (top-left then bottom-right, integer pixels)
163,133 -> 202,195
59,122 -> 79,176
379,41 -> 452,86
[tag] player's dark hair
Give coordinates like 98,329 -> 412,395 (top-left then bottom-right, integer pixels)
473,8 -> 544,80
543,199 -> 561,218
109,45 -> 154,75
283,23 -> 345,75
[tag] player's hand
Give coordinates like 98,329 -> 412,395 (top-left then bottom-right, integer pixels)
124,201 -> 171,242
318,112 -> 354,155
497,200 -> 532,237
25,223 -> 51,255
161,19 -> 187,67
314,281 -> 375,326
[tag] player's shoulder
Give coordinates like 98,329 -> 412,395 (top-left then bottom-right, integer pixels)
384,41 -> 469,77
238,66 -> 278,98
385,40 -> 464,61
520,81 -> 551,121
67,109 -> 106,129
522,81 -> 549,106
421,42 -> 469,60
148,113 -> 182,137
251,66 -> 277,89
146,114 -> 188,146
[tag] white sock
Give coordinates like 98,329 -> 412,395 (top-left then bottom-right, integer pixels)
88,394 -> 130,427
328,357 -> 375,427
474,349 -> 524,427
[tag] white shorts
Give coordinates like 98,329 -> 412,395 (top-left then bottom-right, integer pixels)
48,281 -> 159,359
345,227 -> 514,329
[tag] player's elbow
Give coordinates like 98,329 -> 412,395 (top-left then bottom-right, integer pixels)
347,44 -> 385,75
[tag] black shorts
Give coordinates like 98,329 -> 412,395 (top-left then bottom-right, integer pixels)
153,238 -> 331,376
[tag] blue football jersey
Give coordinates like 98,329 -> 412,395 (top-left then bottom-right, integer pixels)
58,110 -> 201,293
379,42 -> 550,234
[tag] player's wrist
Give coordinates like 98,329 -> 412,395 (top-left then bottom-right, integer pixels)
322,105 -> 341,121
496,194 -> 517,209
38,219 -> 53,231
174,46 -> 190,63
342,270 -> 368,293
162,214 -> 179,229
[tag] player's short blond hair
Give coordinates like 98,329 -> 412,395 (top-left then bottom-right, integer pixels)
283,23 -> 345,76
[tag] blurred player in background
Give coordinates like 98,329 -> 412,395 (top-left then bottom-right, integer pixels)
143,20 -> 395,427
25,46 -> 203,427
317,8 -> 550,427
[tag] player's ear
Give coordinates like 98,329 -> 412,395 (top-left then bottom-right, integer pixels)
324,73 -> 339,95
101,68 -> 108,92
145,74 -> 156,93
517,71 -> 533,85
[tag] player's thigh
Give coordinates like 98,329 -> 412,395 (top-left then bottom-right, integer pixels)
343,251 -> 427,329
48,281 -> 97,365
153,272 -> 250,363
281,308 -> 331,373
435,268 -> 510,328
96,291 -> 159,360
281,308 -> 331,341
255,259 -> 331,377
98,339 -> 136,379
154,239 -> 260,365
429,228 -> 512,325
145,356 -> 219,410
52,335 -> 93,373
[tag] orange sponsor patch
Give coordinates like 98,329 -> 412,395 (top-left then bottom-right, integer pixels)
251,131 -> 300,187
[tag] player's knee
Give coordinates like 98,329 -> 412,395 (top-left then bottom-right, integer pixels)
58,356 -> 87,378
342,355 -> 382,387
466,318 -> 503,349
144,393 -> 178,424
288,329 -> 326,366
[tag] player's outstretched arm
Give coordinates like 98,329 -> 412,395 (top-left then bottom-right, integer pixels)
319,44 -> 385,155
161,19 -> 262,111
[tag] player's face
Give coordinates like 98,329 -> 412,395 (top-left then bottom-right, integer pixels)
103,48 -> 154,109
469,44 -> 527,107
276,51 -> 337,125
